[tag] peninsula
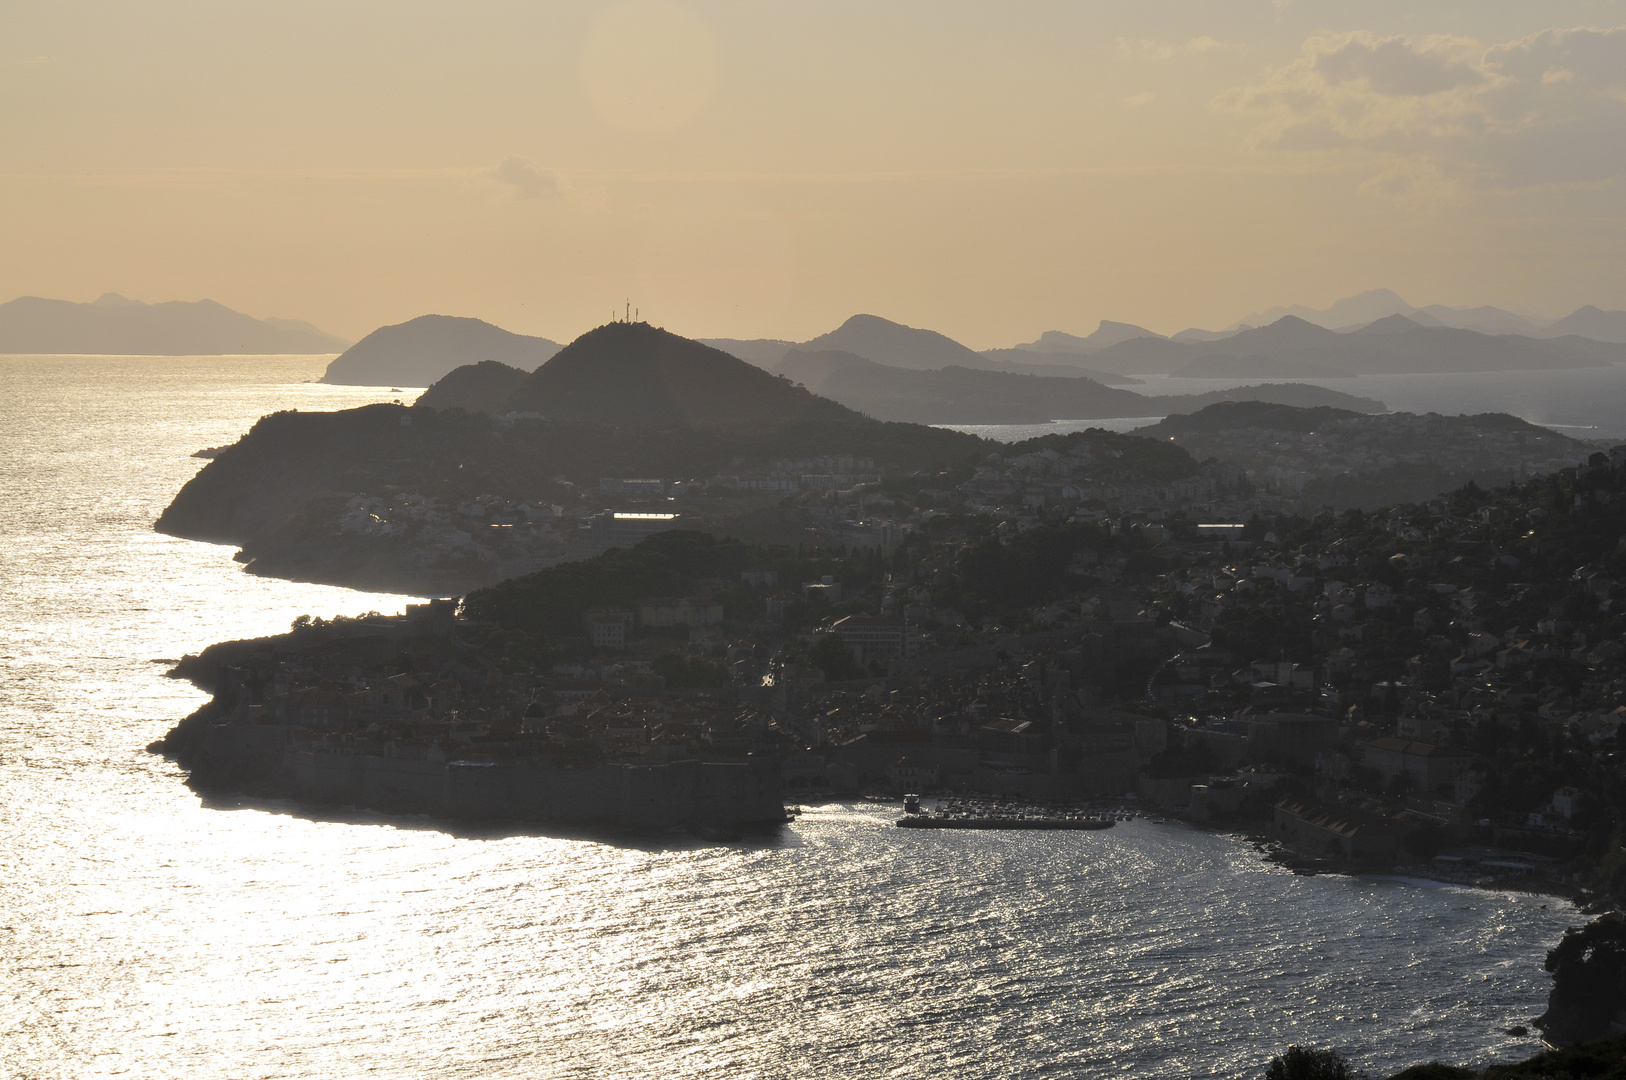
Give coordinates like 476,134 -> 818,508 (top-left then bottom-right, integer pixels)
158,319 -> 1587,598
156,437 -> 1626,904
157,320 -> 990,593
154,598 -> 786,832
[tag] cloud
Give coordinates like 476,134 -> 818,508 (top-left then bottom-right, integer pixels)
1312,34 -> 1483,96
1217,26 -> 1626,190
489,157 -> 561,200
1118,36 -> 1230,61
1124,92 -> 1156,108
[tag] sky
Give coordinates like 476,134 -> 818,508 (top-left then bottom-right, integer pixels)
3,0 -> 1626,347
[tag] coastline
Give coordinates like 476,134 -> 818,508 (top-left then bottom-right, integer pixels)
150,701 -> 789,834
858,792 -> 1585,904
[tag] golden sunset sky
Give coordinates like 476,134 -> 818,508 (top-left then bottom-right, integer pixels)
4,1 -> 1625,345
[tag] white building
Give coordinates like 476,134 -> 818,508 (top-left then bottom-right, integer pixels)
583,607 -> 634,650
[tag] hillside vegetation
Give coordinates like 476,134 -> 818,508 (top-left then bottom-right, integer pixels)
505,322 -> 859,424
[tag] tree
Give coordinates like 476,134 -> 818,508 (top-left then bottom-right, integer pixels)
1264,1046 -> 1362,1080
1537,917 -> 1626,1046
651,653 -> 728,689
809,634 -> 864,681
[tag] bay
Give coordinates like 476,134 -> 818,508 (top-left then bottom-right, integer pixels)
943,365 -> 1626,443
0,355 -> 1577,1078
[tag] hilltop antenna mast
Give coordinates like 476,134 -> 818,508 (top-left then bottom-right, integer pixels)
625,299 -> 631,323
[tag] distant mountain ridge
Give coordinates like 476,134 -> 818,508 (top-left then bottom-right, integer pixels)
1073,314 -> 1623,377
768,348 -> 1384,424
1548,305 -> 1626,344
964,349 -> 1142,384
418,324 -> 1387,426
1008,291 -> 1626,352
366,294 -> 1626,403
1011,322 -> 1163,355
705,319 -> 1143,382
0,293 -> 350,355
799,313 -> 997,371
321,315 -> 561,387
1235,289 -> 1626,341
1242,289 -> 1425,332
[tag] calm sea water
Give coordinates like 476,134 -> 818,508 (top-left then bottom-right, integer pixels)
0,356 -> 1580,1079
946,365 -> 1626,443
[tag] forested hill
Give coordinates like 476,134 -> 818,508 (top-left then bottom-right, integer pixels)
415,360 -> 530,412
504,322 -> 861,424
1137,403 -> 1594,510
154,403 -> 986,549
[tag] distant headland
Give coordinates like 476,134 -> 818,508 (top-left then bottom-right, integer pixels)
319,314 -> 562,388
0,293 -> 350,355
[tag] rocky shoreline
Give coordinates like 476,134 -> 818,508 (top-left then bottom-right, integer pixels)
151,628 -> 788,834
151,700 -> 787,833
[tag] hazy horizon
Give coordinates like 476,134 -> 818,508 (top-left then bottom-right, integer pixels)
5,1 -> 1626,347
0,285 -> 1611,351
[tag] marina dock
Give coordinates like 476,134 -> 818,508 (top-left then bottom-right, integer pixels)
896,795 -> 1118,831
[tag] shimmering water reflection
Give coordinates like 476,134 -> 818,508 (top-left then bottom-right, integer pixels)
0,356 -> 1577,1079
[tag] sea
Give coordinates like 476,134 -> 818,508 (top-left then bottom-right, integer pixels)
0,354 -> 1591,1079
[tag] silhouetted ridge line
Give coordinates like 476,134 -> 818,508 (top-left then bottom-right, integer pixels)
321,314 -> 561,387
416,360 -> 531,414
800,314 -> 996,371
501,321 -> 864,424
0,293 -> 350,355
